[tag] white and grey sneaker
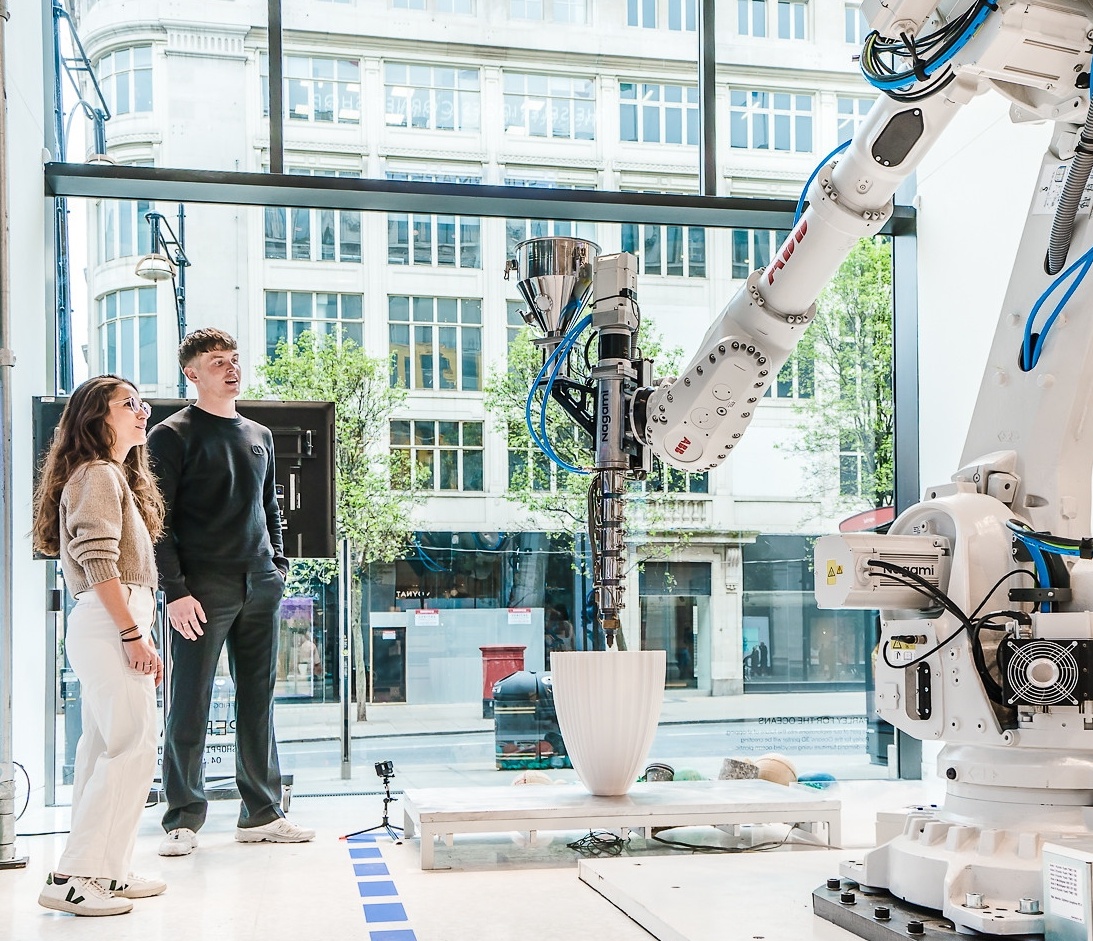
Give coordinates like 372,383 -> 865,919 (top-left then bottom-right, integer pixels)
235,818 -> 315,843
38,873 -> 133,916
158,827 -> 198,857
103,873 -> 167,898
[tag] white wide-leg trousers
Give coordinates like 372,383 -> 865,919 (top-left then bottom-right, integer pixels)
56,586 -> 158,882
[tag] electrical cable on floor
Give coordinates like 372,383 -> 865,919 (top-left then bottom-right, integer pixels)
567,830 -> 629,857
650,825 -> 813,854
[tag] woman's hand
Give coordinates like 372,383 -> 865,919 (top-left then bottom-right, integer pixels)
126,635 -> 163,686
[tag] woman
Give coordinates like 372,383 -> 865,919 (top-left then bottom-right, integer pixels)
32,375 -> 167,916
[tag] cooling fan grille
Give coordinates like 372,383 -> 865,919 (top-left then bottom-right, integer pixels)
1003,640 -> 1080,707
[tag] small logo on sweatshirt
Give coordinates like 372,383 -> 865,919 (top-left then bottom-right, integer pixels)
252,445 -> 265,455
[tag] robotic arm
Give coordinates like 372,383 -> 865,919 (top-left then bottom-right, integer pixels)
509,0 -> 1093,932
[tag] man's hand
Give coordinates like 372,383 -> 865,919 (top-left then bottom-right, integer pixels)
167,595 -> 207,641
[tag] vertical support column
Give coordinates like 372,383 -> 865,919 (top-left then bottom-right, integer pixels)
698,0 -> 717,197
339,538 -> 352,780
892,209 -> 922,780
175,204 -> 187,397
0,0 -> 28,869
266,0 -> 284,175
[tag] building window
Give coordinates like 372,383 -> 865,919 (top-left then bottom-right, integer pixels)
510,0 -> 543,16
737,0 -> 767,36
642,457 -> 709,494
97,47 -> 153,116
553,0 -> 588,22
668,0 -> 697,30
505,218 -> 597,258
840,433 -> 863,496
620,83 -> 698,145
845,3 -> 867,43
504,180 -> 598,256
387,214 -> 480,268
391,420 -> 484,491
99,198 -> 154,263
627,0 -> 657,27
767,350 -> 814,399
837,96 -> 874,145
777,0 -> 808,38
729,90 -> 813,152
507,300 -> 528,348
99,287 -> 157,388
387,170 -> 482,185
386,172 -> 482,267
395,0 -> 476,7
503,72 -> 596,140
508,445 -> 575,491
264,291 -> 364,359
730,228 -> 791,278
264,170 -> 361,262
621,224 -> 706,277
273,56 -> 361,124
388,296 -> 482,391
508,425 -> 586,491
384,62 -> 481,131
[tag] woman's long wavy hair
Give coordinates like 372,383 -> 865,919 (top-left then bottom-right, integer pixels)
32,375 -> 165,557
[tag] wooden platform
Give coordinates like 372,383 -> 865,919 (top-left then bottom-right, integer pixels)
402,779 -> 841,870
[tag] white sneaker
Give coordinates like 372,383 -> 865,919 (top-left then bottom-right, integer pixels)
38,873 -> 133,916
158,827 -> 198,857
103,873 -> 167,898
235,818 -> 315,843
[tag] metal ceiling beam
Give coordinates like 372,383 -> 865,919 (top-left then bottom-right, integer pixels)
45,162 -> 917,234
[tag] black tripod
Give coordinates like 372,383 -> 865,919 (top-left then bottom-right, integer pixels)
342,771 -> 403,843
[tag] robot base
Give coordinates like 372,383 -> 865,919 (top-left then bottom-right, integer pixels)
823,791 -> 1093,937
813,880 -> 1039,941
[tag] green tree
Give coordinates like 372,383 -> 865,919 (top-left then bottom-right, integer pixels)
250,331 -> 417,719
789,236 -> 894,518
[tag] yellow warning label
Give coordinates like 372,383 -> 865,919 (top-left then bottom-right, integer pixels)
825,560 -> 844,585
890,641 -> 916,650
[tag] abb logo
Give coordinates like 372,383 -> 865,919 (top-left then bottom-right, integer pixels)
766,220 -> 807,286
673,437 -> 691,455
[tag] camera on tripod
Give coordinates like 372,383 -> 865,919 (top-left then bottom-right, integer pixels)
339,758 -> 403,843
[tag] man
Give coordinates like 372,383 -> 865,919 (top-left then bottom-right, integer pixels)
149,328 -> 313,855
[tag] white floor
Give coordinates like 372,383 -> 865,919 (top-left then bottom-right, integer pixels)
0,778 -> 943,941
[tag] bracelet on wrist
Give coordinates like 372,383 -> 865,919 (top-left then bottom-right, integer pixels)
121,635 -> 142,644
119,625 -> 140,636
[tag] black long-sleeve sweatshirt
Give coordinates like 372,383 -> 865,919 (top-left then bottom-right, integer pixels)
148,405 -> 288,602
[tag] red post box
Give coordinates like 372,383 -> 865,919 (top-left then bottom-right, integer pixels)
480,645 -> 526,719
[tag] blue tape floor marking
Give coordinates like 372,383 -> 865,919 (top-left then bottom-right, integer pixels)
347,833 -> 418,941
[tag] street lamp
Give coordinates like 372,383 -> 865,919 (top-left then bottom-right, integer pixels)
135,206 -> 190,397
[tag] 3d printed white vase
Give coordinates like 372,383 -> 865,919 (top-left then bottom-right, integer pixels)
550,650 -> 666,796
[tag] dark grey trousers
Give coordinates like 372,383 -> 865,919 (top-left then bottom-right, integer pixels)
161,568 -> 285,832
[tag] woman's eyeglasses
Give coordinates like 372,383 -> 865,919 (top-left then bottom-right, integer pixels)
115,396 -> 152,418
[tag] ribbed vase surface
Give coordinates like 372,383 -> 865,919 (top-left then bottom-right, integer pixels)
550,650 -> 666,796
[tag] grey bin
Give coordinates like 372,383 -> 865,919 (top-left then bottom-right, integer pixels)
492,670 -> 571,771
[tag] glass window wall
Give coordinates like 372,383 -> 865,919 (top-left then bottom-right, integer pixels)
44,0 -> 905,802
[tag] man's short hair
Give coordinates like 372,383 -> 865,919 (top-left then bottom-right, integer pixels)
179,328 -> 237,369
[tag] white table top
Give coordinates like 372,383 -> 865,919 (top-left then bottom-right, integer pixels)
403,779 -> 839,820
